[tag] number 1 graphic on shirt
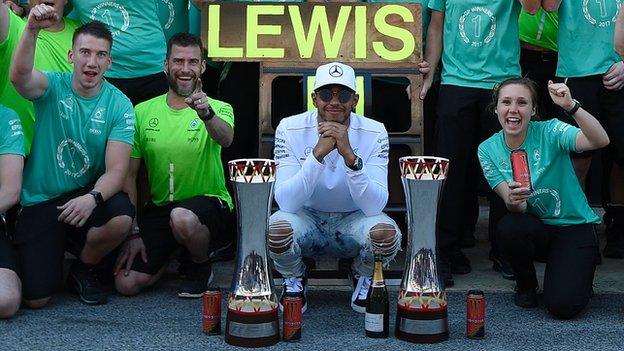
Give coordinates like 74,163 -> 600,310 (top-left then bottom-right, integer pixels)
595,0 -> 607,18
472,15 -> 482,38
101,9 -> 114,27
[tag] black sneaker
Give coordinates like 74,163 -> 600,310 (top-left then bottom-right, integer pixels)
450,248 -> 471,275
492,256 -> 516,280
67,260 -> 108,305
438,254 -> 454,288
177,261 -> 214,298
514,287 -> 538,308
350,271 -> 371,313
279,276 -> 307,313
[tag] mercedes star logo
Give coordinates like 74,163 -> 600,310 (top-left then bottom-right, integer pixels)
148,118 -> 159,128
329,64 -> 343,77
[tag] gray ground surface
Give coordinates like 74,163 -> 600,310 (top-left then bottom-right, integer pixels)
1,285 -> 623,351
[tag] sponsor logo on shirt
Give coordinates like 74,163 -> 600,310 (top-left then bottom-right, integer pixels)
459,7 -> 496,47
58,96 -> 75,120
189,118 -> 200,130
147,117 -> 160,132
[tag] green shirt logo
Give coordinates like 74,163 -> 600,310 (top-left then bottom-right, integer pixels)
90,2 -> 130,37
459,7 -> 496,47
582,0 -> 621,28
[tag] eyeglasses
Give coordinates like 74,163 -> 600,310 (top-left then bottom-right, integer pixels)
316,88 -> 354,103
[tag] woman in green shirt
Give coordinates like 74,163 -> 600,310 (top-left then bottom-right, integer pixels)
478,77 -> 608,318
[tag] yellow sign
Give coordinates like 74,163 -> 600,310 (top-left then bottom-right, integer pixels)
202,3 -> 422,63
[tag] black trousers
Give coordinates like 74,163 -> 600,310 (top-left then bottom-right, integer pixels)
497,213 -> 598,319
435,85 -> 504,253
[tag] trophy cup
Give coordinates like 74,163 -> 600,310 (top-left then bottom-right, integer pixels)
395,156 -> 450,343
225,159 -> 280,347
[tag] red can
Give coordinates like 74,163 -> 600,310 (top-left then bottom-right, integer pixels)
466,290 -> 485,339
282,296 -> 302,341
202,289 -> 222,335
510,149 -> 532,191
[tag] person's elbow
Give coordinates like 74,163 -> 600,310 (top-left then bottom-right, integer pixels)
596,134 -> 610,149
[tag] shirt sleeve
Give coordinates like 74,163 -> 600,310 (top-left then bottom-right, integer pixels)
0,108 -> 25,156
108,97 -> 136,146
273,121 -> 326,213
546,119 -> 580,152
478,142 -> 507,190
209,98 -> 235,128
428,0 -> 445,12
130,106 -> 142,159
345,127 -> 389,216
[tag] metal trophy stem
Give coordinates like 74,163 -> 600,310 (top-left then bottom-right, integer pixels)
225,159 -> 280,348
396,156 -> 450,343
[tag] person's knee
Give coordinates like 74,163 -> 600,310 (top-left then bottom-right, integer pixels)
115,273 -> 151,296
268,220 -> 293,255
496,214 -> 529,251
369,223 -> 399,256
0,294 -> 21,319
170,208 -> 201,240
23,297 -> 51,309
103,215 -> 133,240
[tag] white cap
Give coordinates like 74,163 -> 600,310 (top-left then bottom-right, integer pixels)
313,62 -> 356,92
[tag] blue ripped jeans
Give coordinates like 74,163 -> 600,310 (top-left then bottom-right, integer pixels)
268,208 -> 401,278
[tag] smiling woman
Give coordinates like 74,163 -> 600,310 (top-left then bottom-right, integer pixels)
477,76 -> 608,319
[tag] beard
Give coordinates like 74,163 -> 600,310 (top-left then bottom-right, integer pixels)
168,72 -> 196,97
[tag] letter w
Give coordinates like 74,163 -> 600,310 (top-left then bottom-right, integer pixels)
289,5 -> 351,59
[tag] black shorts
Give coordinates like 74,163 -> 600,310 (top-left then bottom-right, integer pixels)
106,72 -> 168,106
13,189 -> 135,300
0,206 -> 20,272
131,196 -> 234,275
556,75 -> 624,165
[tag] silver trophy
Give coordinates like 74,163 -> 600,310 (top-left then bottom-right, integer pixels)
396,156 -> 450,343
225,159 -> 280,348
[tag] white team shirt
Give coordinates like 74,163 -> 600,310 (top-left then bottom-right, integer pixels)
273,110 -> 390,216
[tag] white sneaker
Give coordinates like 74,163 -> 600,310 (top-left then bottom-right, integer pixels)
350,273 -> 371,313
279,276 -> 307,313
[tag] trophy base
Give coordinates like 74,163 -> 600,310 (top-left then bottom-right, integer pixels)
225,308 -> 280,347
395,305 -> 449,343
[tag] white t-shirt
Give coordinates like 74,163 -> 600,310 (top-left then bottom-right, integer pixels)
273,110 -> 390,216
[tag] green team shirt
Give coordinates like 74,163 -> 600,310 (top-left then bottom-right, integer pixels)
0,105 -> 24,157
478,120 -> 600,225
157,0 -> 189,42
519,9 -> 558,52
556,0 -> 620,77
21,72 -> 135,206
428,0 -> 521,89
0,10 -> 78,154
72,0 -> 166,78
132,94 -> 234,209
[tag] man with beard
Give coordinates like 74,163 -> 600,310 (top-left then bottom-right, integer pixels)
9,9 -> 135,308
114,33 -> 234,298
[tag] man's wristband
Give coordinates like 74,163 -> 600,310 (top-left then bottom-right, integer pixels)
88,190 -> 104,206
565,99 -> 581,116
200,105 -> 215,121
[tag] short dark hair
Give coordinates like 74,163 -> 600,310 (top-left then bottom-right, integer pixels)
166,32 -> 204,59
490,77 -> 540,117
72,21 -> 113,50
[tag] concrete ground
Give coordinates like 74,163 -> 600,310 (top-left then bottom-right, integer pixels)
1,206 -> 623,350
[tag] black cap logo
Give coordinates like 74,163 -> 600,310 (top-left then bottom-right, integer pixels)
329,64 -> 343,77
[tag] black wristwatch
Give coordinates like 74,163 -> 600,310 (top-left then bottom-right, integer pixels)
200,105 -> 215,122
88,190 -> 104,207
565,99 -> 581,116
346,155 -> 363,171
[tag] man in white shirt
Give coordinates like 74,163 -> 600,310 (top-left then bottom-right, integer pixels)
269,62 -> 401,313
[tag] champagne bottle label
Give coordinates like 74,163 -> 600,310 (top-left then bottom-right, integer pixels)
365,313 -> 384,332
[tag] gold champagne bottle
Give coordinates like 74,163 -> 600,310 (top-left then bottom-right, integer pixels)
365,253 -> 389,338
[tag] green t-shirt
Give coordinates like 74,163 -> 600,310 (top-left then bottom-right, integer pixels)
428,0 -> 521,89
21,72 -> 135,206
519,9 -> 558,52
478,120 -> 600,225
0,105 -> 25,157
72,0 -> 167,78
556,0 -> 620,77
132,94 -> 234,209
157,0 -> 189,42
0,10 -> 78,154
